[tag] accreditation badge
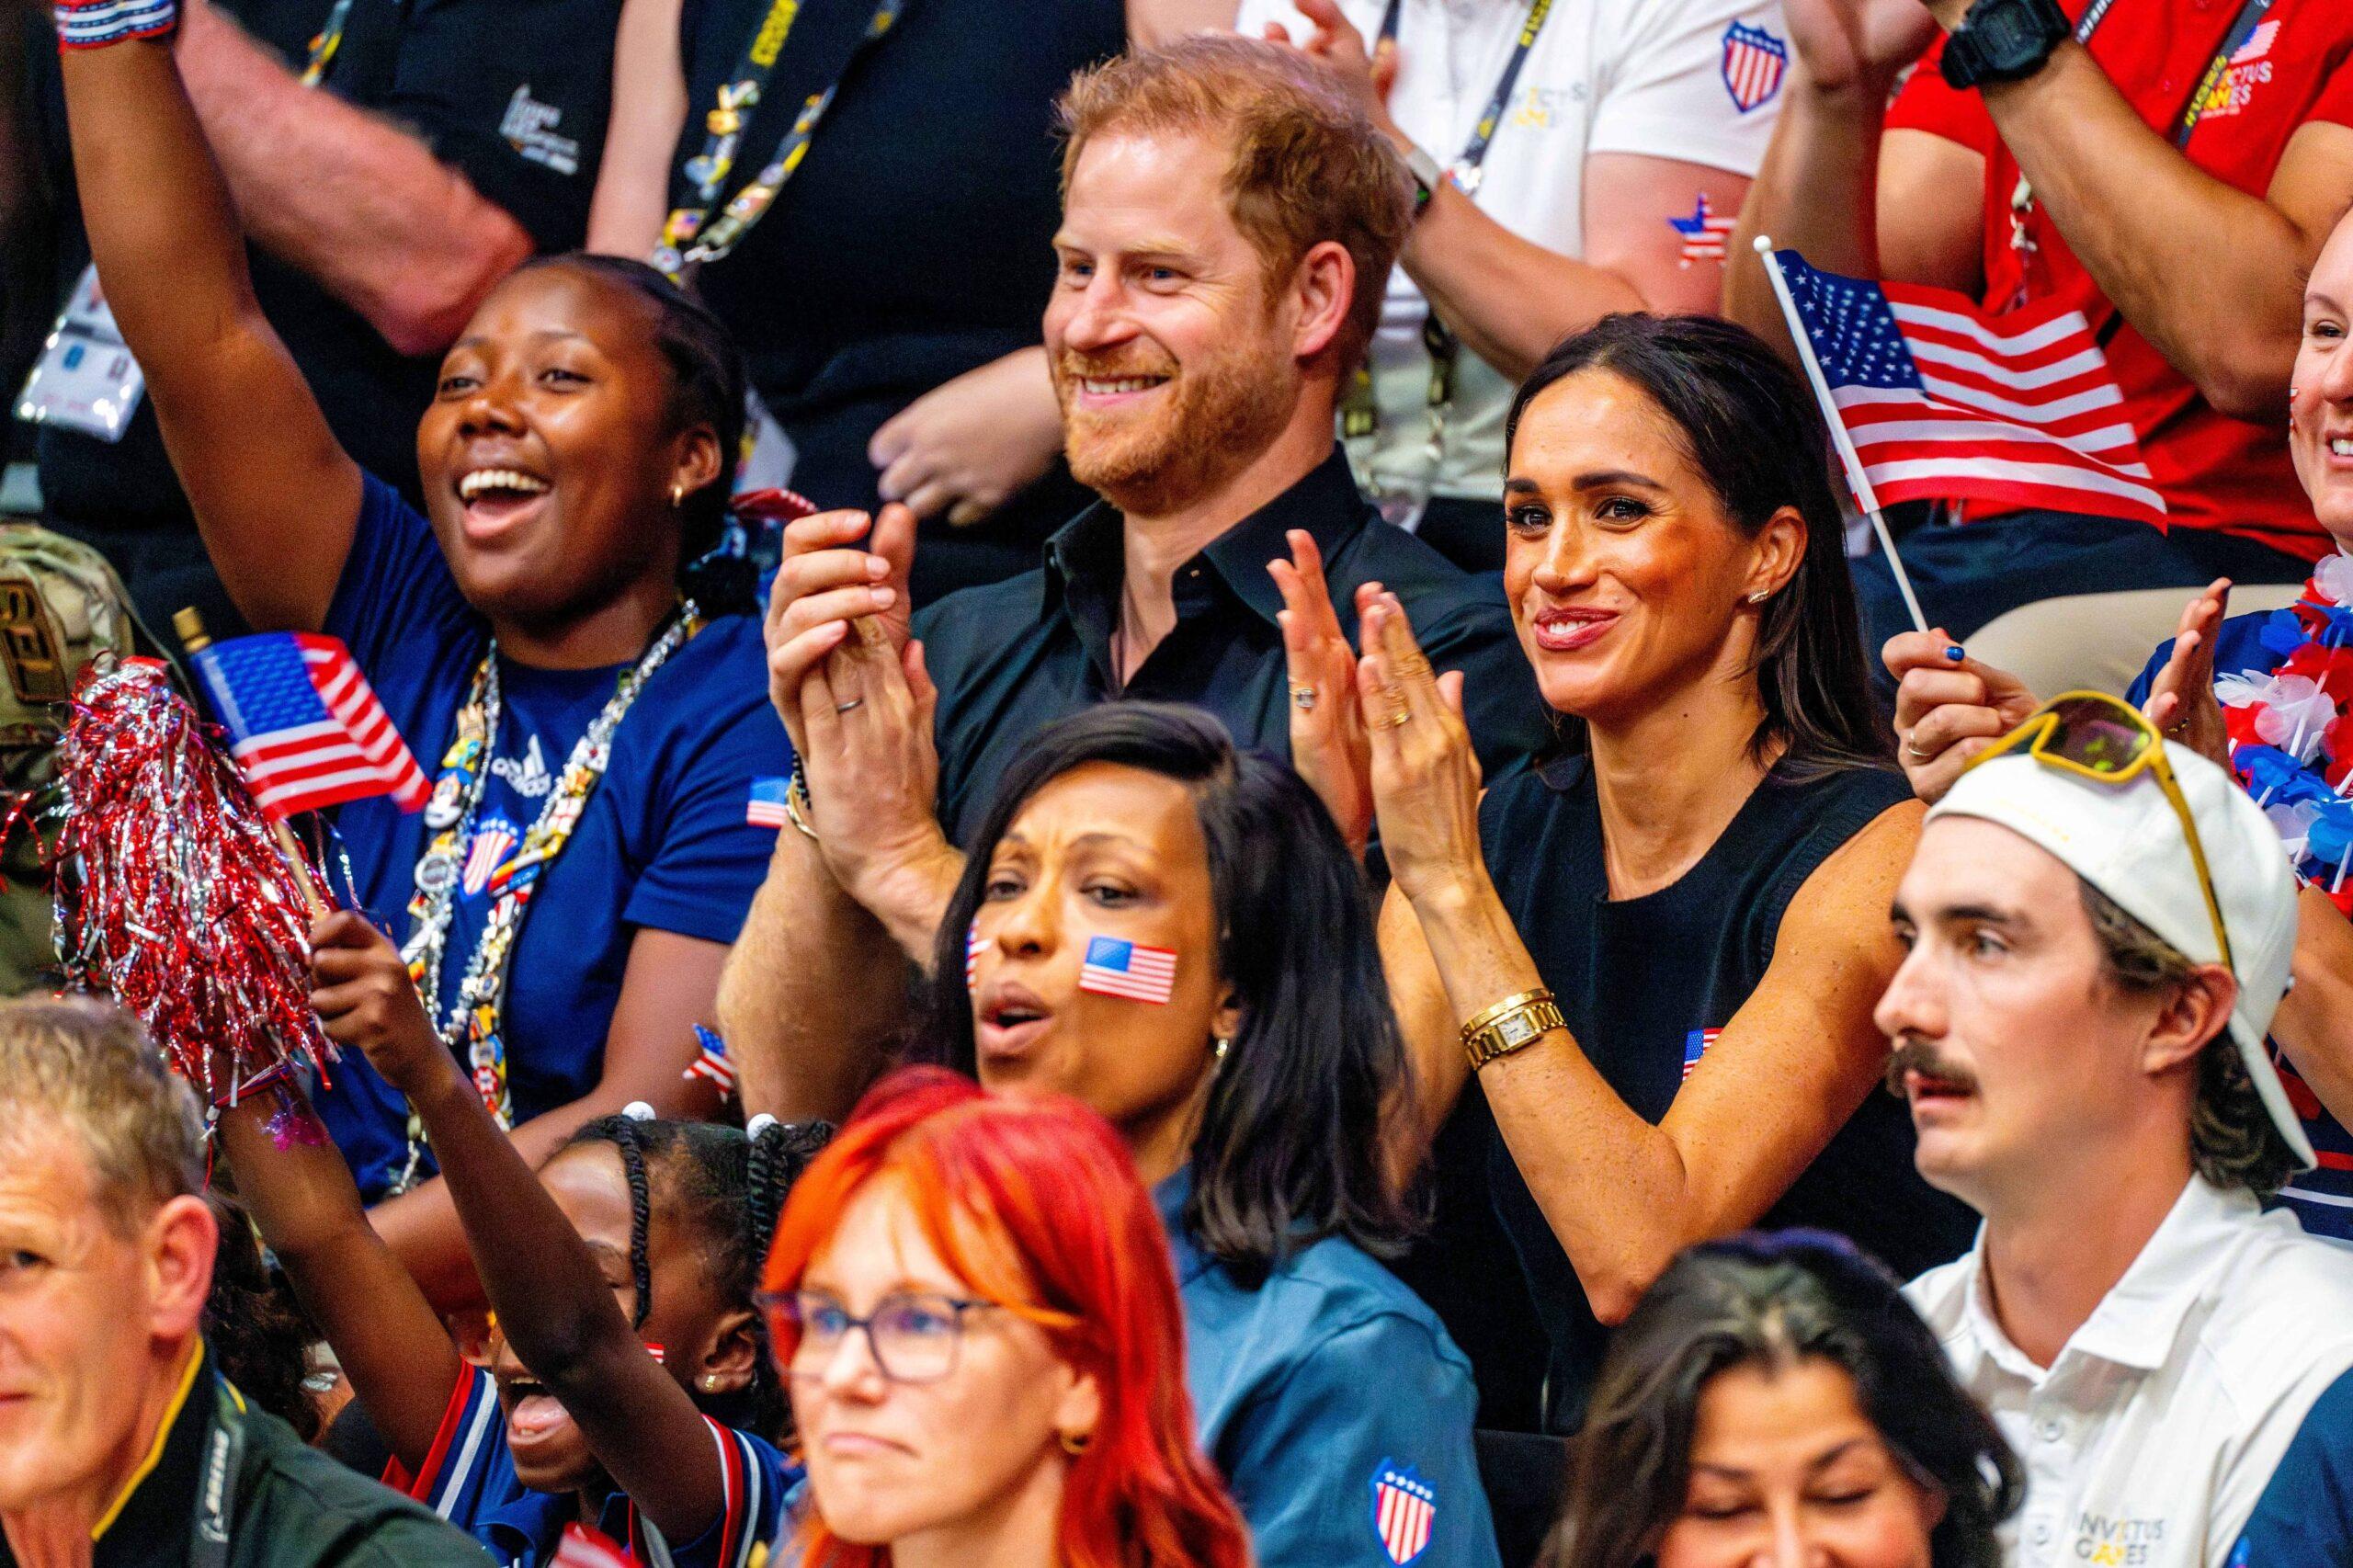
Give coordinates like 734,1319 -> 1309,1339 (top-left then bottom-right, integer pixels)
15,264 -> 146,443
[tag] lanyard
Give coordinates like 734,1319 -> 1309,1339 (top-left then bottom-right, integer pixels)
652,0 -> 906,281
300,0 -> 358,87
1344,0 -> 1556,481
191,1380 -> 245,1568
1376,0 -> 1554,196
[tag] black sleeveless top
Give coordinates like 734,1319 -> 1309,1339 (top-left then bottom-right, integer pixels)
1476,754 -> 1977,1431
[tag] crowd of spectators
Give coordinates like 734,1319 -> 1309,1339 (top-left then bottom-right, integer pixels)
6,0 -> 2353,1562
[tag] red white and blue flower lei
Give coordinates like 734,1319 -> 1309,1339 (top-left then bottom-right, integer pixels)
2216,551 -> 2353,915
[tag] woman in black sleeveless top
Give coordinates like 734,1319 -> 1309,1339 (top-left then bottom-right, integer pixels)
1276,314 -> 1975,1431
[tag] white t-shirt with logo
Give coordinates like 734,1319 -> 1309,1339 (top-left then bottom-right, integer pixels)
1236,0 -> 1790,510
1906,1176 -> 2353,1568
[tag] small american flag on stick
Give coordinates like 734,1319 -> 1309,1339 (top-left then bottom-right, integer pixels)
189,631 -> 430,821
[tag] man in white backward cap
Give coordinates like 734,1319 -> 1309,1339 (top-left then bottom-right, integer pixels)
1879,693 -> 2353,1568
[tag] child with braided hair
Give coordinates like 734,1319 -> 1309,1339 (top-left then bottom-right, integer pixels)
214,912 -> 831,1568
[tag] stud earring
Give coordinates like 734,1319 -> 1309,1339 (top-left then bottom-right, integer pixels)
701,1373 -> 723,1393
1213,1036 -> 1231,1062
1746,589 -> 1769,606
670,482 -> 686,507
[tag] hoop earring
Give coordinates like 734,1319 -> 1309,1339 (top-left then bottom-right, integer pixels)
1059,1429 -> 1092,1456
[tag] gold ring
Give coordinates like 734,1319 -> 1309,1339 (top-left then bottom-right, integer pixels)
1375,706 -> 1413,730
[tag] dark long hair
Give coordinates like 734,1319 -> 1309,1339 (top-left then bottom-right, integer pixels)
566,1112 -> 835,1437
518,253 -> 756,614
1505,313 -> 1890,779
1549,1231 -> 2020,1568
917,704 -> 1415,1284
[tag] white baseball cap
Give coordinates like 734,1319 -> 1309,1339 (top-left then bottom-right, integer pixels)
1927,734 -> 2312,1168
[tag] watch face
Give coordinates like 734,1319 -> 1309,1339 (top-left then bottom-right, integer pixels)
1498,1013 -> 1539,1049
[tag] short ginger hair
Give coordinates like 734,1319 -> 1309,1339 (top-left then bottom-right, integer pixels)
1057,34 -> 1413,369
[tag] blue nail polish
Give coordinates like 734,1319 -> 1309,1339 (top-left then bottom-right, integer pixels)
1944,644 -> 1965,662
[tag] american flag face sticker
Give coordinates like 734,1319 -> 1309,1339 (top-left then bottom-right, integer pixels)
1720,21 -> 1788,113
1370,1461 -> 1437,1565
966,924 -> 986,990
1077,937 -> 1178,1006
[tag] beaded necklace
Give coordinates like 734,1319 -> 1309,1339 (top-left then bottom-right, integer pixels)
390,605 -> 700,1191
2215,553 -> 2353,915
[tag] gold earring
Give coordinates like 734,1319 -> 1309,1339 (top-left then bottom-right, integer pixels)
1059,1429 -> 1092,1456
701,1373 -> 722,1393
670,482 -> 686,508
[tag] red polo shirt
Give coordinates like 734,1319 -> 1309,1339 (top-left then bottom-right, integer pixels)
1888,0 -> 2353,562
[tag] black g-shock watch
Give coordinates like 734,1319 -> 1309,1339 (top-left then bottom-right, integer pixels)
1939,0 -> 2072,89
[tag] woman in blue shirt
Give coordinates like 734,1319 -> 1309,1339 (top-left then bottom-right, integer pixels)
918,701 -> 1500,1568
55,20 -> 792,1300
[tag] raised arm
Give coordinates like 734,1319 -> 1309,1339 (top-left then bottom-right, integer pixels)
371,927 -> 723,1310
722,506 -> 957,1120
1362,594 -> 1919,1323
585,0 -> 688,256
308,911 -> 736,1544
54,13 -> 360,631
1722,0 -> 1984,355
211,1085 -> 463,1476
175,0 -> 530,358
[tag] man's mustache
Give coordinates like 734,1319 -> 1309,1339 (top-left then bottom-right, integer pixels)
1055,350 -> 1179,384
1884,1036 -> 1979,1099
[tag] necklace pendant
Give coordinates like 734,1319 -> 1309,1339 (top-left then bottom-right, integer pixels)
424,775 -> 465,829
1449,162 -> 1483,196
414,848 -> 460,895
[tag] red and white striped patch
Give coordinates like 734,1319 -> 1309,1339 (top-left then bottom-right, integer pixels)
1370,1463 -> 1437,1565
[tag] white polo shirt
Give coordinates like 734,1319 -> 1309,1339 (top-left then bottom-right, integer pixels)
1905,1176 -> 2353,1568
1237,0 -> 1789,512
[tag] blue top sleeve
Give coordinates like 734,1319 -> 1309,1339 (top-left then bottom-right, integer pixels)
1216,1312 -> 1501,1568
2230,1366 -> 2353,1565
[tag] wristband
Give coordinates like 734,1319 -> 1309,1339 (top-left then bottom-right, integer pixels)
56,0 -> 178,50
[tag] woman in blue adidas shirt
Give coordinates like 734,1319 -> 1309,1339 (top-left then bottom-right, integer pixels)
55,16 -> 792,1301
925,703 -> 1502,1568
213,912 -> 827,1567
1888,205 -> 2353,1242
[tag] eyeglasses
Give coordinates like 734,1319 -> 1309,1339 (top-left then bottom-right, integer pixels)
1962,690 -> 2234,973
759,1290 -> 1006,1385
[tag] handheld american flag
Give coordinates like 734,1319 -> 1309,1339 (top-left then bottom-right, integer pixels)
190,631 -> 430,821
1756,242 -> 2172,631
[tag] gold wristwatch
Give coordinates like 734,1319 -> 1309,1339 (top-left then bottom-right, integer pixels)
1460,987 -> 1563,1071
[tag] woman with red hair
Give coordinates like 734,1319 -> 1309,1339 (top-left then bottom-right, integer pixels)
760,1065 -> 1249,1568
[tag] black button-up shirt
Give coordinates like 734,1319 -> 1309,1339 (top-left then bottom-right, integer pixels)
913,447 -> 1553,844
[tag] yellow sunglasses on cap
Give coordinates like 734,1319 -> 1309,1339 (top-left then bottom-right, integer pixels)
1961,690 -> 2234,975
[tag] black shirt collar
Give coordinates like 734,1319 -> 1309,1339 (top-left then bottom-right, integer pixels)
1041,445 -> 1371,631
46,1342 -> 217,1568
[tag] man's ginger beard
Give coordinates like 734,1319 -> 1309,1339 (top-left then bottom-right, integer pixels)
1056,283 -> 1302,518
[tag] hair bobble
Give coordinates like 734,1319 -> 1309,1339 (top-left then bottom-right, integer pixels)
622,1100 -> 657,1121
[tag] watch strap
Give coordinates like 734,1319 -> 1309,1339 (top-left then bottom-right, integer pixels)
1940,0 -> 2071,89
1461,989 -> 1565,1071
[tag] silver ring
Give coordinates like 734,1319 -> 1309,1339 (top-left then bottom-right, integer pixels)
1904,735 -> 1932,760
1290,684 -> 1317,713
835,699 -> 864,714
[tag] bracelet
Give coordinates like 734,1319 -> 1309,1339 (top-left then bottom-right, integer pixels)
211,1058 -> 298,1113
56,0 -> 179,50
1460,986 -> 1564,1073
781,758 -> 819,842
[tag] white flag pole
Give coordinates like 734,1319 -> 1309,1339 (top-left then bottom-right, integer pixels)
1754,236 -> 1929,634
